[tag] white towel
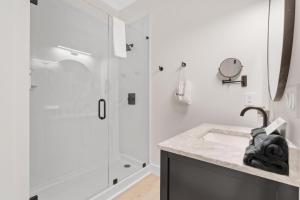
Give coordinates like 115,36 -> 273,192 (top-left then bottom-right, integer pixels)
113,17 -> 127,58
177,80 -> 185,102
176,69 -> 192,105
183,80 -> 192,105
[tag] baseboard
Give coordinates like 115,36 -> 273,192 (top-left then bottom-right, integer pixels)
149,163 -> 160,176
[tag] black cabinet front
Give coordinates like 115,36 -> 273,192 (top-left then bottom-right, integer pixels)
161,151 -> 299,200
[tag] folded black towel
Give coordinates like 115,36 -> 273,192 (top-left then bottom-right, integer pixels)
244,128 -> 289,175
250,128 -> 288,162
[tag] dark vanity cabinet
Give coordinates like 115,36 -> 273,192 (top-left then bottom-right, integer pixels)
161,151 -> 299,200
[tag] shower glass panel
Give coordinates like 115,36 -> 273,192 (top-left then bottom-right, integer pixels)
30,0 -> 109,199
109,17 -> 150,184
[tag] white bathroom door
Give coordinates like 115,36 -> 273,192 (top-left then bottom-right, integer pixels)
30,0 -> 110,199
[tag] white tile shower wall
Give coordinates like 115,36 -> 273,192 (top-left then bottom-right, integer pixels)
270,0 -> 300,148
0,0 -> 30,199
147,0 -> 269,165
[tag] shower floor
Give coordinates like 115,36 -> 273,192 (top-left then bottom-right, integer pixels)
32,158 -> 141,200
109,158 -> 141,185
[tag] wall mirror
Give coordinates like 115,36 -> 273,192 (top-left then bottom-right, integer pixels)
268,0 -> 295,101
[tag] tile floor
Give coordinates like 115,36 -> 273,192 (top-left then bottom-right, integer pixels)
115,174 -> 160,200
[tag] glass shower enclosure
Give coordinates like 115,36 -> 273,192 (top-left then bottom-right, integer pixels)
30,0 -> 149,199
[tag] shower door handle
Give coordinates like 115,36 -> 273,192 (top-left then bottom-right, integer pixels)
98,99 -> 106,120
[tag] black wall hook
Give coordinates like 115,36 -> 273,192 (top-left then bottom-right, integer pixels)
159,66 -> 164,71
30,0 -> 38,5
181,62 -> 187,68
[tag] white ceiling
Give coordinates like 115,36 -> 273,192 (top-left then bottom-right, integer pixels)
99,0 -> 137,11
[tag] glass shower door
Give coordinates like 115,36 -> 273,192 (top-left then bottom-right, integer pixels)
30,0 -> 109,199
108,16 -> 150,185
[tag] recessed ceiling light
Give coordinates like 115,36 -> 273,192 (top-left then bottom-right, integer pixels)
100,0 -> 137,11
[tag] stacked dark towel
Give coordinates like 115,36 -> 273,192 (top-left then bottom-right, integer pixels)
244,128 -> 289,175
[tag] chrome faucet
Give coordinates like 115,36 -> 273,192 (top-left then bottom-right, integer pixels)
240,106 -> 269,128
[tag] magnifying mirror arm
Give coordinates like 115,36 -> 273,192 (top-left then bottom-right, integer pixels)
222,75 -> 247,87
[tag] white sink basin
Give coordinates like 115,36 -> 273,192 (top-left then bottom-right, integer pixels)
203,131 -> 250,149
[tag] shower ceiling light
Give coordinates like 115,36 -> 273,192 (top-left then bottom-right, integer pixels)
100,0 -> 137,11
57,45 -> 92,56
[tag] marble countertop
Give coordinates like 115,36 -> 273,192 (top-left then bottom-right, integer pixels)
158,123 -> 300,187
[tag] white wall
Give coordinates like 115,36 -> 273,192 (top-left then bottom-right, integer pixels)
270,1 -> 300,148
123,0 -> 270,166
0,0 -> 30,199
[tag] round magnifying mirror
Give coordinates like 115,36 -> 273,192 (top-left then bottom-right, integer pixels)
219,58 -> 243,80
